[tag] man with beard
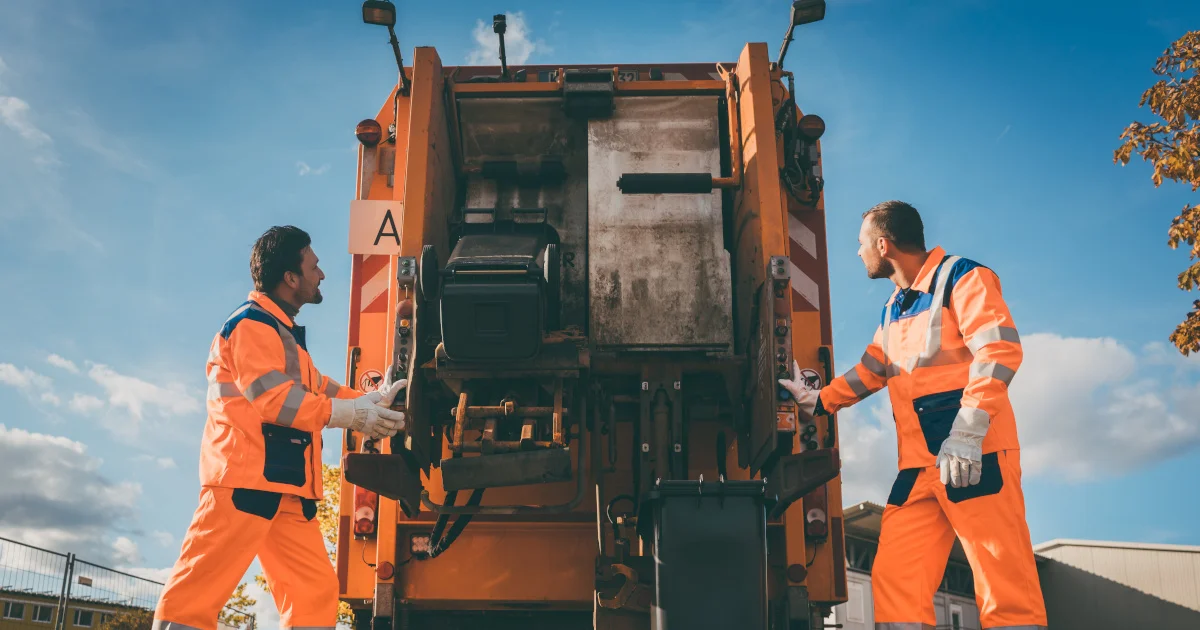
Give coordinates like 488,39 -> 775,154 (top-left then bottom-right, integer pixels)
154,225 -> 406,630
778,201 -> 1047,629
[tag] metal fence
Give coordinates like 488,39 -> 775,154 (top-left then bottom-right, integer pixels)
0,537 -> 255,630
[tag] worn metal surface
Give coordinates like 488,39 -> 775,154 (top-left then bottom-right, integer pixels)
587,95 -> 734,350
457,98 -> 590,330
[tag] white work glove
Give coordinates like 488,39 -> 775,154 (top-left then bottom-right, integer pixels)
777,360 -> 822,421
936,431 -> 983,488
328,377 -> 407,440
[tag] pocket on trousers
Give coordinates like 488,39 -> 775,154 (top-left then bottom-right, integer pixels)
912,389 -> 964,456
261,424 -> 312,487
887,468 -> 921,506
300,498 -> 317,521
945,452 -> 1004,503
232,488 -> 283,520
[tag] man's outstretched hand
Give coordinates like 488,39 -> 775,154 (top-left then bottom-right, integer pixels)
777,359 -> 822,421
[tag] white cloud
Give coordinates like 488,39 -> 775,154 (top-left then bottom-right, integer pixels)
47,353 -> 80,373
296,161 -> 329,176
0,362 -> 52,390
0,424 -> 142,565
112,536 -> 140,565
467,12 -> 549,66
0,95 -> 52,145
834,333 -> 1200,505
69,393 -> 105,413
135,454 -> 178,470
151,531 -> 175,548
41,391 -> 62,406
87,362 -> 201,421
126,566 -> 174,584
1013,333 -> 1200,481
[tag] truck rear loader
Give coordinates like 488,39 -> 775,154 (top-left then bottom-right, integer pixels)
336,2 -> 846,628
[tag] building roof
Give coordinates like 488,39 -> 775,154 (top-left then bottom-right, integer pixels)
1034,538 -> 1200,555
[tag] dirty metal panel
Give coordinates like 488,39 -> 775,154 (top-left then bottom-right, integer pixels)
457,98 -> 590,331
587,95 -> 734,350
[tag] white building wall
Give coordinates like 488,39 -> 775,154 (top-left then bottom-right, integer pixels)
827,569 -> 981,630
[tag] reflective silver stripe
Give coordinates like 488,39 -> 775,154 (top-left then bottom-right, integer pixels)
951,406 -> 991,436
245,370 -> 290,401
323,379 -> 341,397
967,325 -> 1021,354
970,361 -> 1016,386
207,381 -> 242,400
875,624 -> 935,630
921,255 -> 961,360
247,304 -> 303,382
275,383 -> 307,426
844,367 -> 871,399
914,345 -> 975,370
153,621 -> 204,630
860,350 -> 887,378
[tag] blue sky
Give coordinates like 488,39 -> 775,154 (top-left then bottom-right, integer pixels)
1,0 -> 1198,621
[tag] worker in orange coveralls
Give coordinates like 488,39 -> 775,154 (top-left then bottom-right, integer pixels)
154,226 -> 406,630
779,201 -> 1047,630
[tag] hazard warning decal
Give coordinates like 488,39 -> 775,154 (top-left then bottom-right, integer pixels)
358,369 -> 384,393
797,368 -> 822,391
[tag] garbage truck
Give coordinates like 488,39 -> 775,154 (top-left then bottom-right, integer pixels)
336,1 -> 845,628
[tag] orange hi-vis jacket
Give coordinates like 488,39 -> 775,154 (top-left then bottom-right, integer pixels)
818,246 -> 1023,469
202,291 -> 359,500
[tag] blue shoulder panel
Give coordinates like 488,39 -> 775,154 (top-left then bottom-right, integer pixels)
220,302 -> 282,340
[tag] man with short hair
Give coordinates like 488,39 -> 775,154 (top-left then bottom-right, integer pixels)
154,226 -> 406,630
779,201 -> 1047,629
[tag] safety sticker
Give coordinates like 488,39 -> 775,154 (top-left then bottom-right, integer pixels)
798,368 -> 822,391
359,369 -> 384,393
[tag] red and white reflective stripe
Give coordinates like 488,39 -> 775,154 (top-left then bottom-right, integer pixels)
359,254 -> 391,313
787,209 -> 823,312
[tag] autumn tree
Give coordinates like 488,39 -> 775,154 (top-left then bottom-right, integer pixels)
255,464 -> 353,626
219,582 -> 258,628
1115,30 -> 1200,355
99,608 -> 153,630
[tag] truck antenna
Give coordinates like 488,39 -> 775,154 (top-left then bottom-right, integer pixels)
493,14 -> 510,81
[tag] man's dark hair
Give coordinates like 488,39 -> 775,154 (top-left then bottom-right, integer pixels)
862,200 -> 926,253
251,225 -> 311,292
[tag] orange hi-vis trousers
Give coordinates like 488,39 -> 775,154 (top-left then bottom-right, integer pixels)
873,450 -> 1047,630
153,487 -> 337,630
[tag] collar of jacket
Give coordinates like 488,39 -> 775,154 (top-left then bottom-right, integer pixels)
908,245 -> 947,294
248,291 -> 296,328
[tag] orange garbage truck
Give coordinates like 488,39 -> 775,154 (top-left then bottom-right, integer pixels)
336,2 -> 845,628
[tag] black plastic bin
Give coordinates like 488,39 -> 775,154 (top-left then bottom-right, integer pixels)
643,479 -> 770,630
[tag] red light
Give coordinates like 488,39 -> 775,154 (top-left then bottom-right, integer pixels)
353,486 -> 379,537
376,561 -> 395,581
805,519 -> 827,538
356,119 -> 383,147
396,298 -> 414,319
798,114 -> 825,141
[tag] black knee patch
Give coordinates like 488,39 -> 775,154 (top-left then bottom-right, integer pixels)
301,498 -> 318,521
946,452 -> 1004,503
887,468 -> 921,506
232,488 -> 283,520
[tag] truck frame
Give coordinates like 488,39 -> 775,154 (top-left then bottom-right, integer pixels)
336,4 -> 845,628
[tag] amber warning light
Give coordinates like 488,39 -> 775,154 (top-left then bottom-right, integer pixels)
356,119 -> 383,147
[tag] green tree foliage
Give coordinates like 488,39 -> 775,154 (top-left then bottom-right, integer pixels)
220,582 -> 257,628
1115,31 -> 1200,355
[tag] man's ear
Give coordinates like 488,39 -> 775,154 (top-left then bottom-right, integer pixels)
282,270 -> 299,290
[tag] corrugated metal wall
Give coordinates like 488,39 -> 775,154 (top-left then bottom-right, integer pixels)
1036,542 -> 1200,629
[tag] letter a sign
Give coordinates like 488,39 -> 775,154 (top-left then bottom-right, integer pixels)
349,200 -> 403,255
